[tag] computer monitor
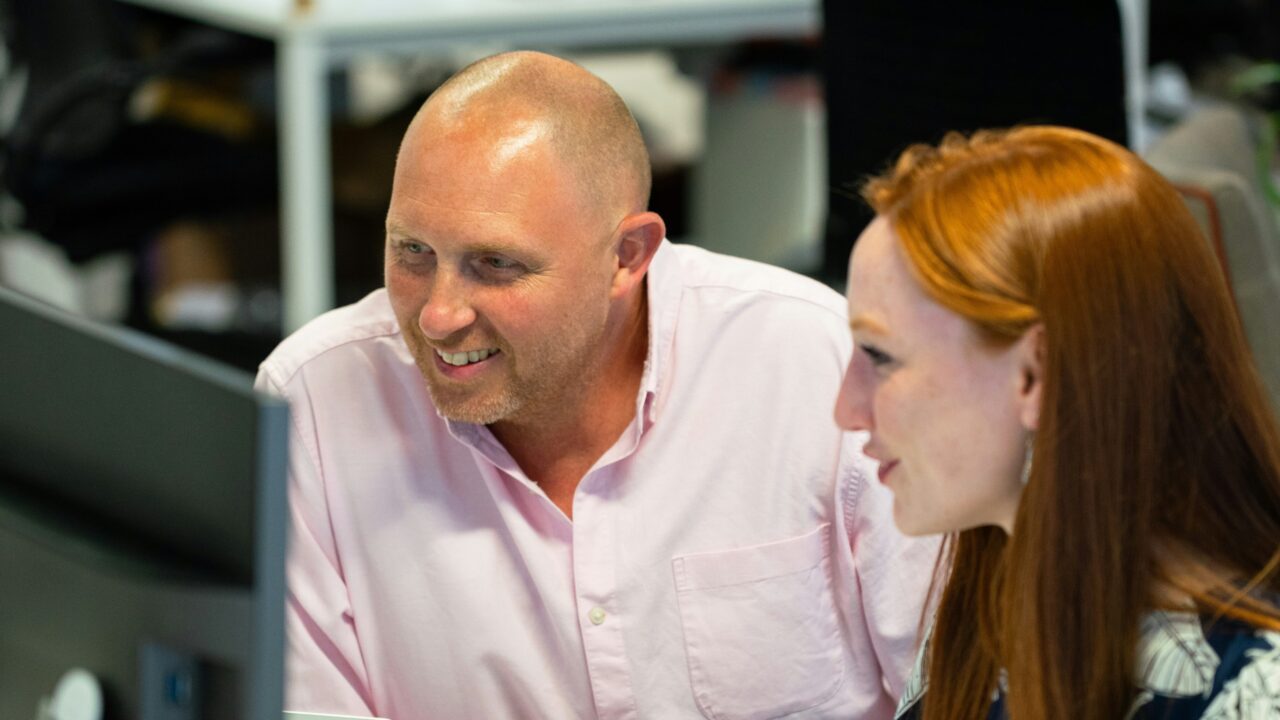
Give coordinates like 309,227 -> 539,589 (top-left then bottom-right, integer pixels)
0,285 -> 288,720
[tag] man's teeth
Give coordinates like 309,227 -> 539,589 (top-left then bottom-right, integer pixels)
436,348 -> 496,366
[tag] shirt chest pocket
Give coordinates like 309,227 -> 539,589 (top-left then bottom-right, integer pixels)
672,523 -> 846,720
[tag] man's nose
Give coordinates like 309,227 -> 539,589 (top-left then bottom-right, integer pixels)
834,360 -> 873,433
418,272 -> 477,341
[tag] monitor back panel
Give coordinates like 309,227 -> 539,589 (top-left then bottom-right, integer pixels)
0,287 -> 288,719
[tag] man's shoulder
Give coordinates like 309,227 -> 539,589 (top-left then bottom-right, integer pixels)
259,289 -> 402,388
667,243 -> 846,319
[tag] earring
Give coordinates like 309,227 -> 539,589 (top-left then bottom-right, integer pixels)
1020,434 -> 1034,485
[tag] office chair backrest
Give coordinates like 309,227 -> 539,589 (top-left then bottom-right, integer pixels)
1146,104 -> 1280,418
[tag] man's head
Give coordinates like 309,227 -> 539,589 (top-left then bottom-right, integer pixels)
384,51 -> 665,426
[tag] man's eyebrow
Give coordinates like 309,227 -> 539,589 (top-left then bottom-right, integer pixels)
469,241 -> 527,256
385,222 -> 415,238
383,229 -> 536,261
849,315 -> 888,335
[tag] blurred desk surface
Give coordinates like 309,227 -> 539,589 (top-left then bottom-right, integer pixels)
113,0 -> 819,331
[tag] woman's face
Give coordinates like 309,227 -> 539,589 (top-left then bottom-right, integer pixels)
835,217 -> 1040,536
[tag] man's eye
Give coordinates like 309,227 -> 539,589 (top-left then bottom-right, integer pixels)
480,256 -> 519,271
405,242 -> 428,255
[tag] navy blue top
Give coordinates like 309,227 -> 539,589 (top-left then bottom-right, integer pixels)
895,611 -> 1280,719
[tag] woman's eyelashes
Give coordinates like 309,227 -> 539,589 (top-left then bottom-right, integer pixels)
858,343 -> 896,368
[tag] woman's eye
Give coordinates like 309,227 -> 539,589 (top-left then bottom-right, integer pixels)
859,343 -> 894,368
483,256 -> 516,269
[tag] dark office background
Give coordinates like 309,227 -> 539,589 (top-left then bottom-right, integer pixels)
1,0 -> 1278,371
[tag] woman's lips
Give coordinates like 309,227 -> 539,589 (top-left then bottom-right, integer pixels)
877,459 -> 899,483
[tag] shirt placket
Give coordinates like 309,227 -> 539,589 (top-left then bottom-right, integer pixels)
572,466 -> 638,720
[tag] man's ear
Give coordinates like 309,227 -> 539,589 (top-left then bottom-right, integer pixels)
1016,323 -> 1046,431
611,211 -> 665,298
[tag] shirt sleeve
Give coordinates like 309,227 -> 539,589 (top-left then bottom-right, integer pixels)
838,432 -> 942,701
256,367 -> 377,716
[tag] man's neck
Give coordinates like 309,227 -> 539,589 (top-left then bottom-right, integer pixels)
490,289 -> 649,518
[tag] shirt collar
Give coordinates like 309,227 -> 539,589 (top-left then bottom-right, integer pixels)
637,239 -> 681,428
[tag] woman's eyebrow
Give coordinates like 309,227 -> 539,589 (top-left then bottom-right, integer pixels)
850,315 -> 888,335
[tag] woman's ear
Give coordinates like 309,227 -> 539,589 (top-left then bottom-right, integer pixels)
1017,324 -> 1045,431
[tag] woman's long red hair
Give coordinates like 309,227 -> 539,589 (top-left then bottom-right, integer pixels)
862,126 -> 1280,719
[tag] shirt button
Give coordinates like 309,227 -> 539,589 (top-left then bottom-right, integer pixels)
588,607 -> 607,625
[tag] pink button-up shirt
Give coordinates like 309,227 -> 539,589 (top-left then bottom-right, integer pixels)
257,241 -> 938,720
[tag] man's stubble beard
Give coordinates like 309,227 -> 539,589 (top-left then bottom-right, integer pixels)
406,311 -> 610,427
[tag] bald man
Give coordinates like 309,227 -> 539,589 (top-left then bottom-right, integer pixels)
257,52 -> 936,719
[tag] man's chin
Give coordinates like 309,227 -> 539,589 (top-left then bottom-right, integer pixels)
436,405 -> 509,425
424,381 -> 516,425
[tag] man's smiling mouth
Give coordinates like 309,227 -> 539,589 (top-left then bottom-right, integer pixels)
435,348 -> 500,366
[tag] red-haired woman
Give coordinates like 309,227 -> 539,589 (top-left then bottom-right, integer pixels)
836,126 -> 1280,719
